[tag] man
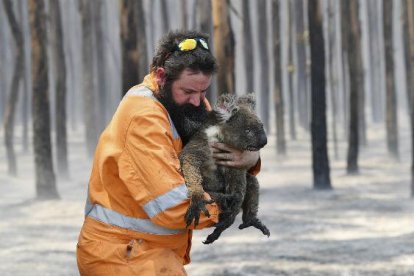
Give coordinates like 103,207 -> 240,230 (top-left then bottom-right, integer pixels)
76,30 -> 261,275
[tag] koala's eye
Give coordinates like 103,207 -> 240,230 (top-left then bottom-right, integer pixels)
245,129 -> 254,136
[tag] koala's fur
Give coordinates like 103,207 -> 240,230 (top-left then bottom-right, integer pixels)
179,94 -> 270,244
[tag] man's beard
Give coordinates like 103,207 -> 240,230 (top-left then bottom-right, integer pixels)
158,82 -> 209,145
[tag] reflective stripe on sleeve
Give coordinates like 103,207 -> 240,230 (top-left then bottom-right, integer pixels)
143,184 -> 188,218
86,203 -> 185,235
125,86 -> 155,98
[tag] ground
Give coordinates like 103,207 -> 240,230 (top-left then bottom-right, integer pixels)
0,123 -> 413,276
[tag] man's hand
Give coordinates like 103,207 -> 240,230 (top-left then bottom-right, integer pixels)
210,142 -> 260,170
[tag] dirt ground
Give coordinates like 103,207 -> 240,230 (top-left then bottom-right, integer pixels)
1,124 -> 414,276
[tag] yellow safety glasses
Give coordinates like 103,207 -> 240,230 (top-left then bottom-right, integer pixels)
177,38 -> 209,52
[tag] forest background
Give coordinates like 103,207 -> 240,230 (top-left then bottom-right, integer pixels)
1,0 -> 414,275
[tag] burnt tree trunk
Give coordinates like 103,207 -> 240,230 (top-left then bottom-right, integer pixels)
80,0 -> 98,157
3,0 -> 24,176
0,4 -> 7,122
272,0 -> 286,155
345,0 -> 362,174
340,0 -> 350,139
194,0 -> 212,34
212,0 -> 235,95
383,0 -> 399,159
294,0 -> 309,131
18,0 -> 30,153
367,0 -> 383,123
120,0 -> 139,95
148,0 -> 155,51
50,0 -> 69,178
181,0 -> 188,30
288,0 -> 296,140
94,0 -> 108,129
407,0 -> 414,197
308,0 -> 331,190
194,0 -> 214,102
160,0 -> 170,33
403,0 -> 412,115
136,0 -> 148,83
356,3 -> 366,147
29,0 -> 59,199
242,0 -> 254,93
257,0 -> 270,131
326,0 -> 339,159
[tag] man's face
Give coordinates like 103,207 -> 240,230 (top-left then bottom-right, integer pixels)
170,69 -> 212,107
158,69 -> 212,145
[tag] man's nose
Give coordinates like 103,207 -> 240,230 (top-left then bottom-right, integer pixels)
189,95 -> 201,106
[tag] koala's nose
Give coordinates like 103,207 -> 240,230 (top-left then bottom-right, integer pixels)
258,134 -> 267,148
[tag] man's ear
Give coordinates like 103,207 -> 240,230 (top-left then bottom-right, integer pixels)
155,67 -> 166,86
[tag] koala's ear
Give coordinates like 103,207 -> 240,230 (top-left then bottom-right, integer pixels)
237,93 -> 256,111
214,94 -> 238,123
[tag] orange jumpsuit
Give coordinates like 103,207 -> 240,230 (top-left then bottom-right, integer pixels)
76,73 -> 260,275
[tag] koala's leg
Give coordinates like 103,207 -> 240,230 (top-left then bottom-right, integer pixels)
227,170 -> 247,216
181,158 -> 213,228
203,169 -> 246,244
203,212 -> 237,244
239,174 -> 270,237
241,174 -> 259,221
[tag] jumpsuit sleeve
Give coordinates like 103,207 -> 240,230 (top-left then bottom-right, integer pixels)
119,107 -> 219,230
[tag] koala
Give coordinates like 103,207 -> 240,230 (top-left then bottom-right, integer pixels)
179,93 -> 270,244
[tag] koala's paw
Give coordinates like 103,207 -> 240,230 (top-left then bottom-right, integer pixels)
239,218 -> 270,237
203,232 -> 220,244
185,197 -> 214,228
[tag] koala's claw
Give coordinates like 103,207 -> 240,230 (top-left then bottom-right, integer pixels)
185,199 -> 214,228
203,233 -> 218,244
239,218 -> 270,237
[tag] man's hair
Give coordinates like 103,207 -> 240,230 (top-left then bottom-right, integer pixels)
151,30 -> 218,82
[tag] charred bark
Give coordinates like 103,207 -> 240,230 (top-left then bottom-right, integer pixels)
120,0 -> 139,95
80,0 -> 98,157
160,0 -> 170,33
294,0 -> 309,131
407,0 -> 414,197
136,0 -> 148,83
308,0 -> 331,189
383,0 -> 399,159
3,0 -> 24,176
194,0 -> 212,35
18,0 -> 30,153
94,0 -> 108,129
242,0 -> 254,93
272,0 -> 286,155
288,0 -> 296,140
212,0 -> 235,95
403,0 -> 412,115
181,0 -> 188,30
326,0 -> 339,159
367,0 -> 383,123
50,0 -> 69,178
345,0 -> 362,174
256,0 -> 270,131
29,0 -> 59,199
